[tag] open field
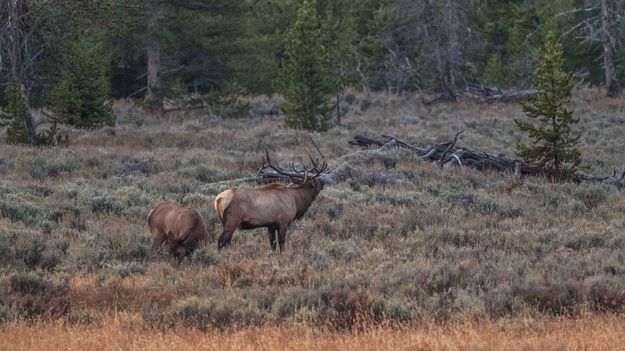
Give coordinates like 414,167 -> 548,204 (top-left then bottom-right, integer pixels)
1,90 -> 625,348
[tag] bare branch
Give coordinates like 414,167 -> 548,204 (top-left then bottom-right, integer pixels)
439,130 -> 464,168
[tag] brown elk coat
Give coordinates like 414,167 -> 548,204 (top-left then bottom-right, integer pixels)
214,181 -> 324,251
147,202 -> 210,263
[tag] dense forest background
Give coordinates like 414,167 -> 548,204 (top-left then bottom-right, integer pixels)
0,0 -> 624,120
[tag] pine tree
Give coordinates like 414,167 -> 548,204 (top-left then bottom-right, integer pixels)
48,39 -> 114,128
0,83 -> 30,144
1,82 -> 66,145
281,0 -> 335,132
516,32 -> 582,181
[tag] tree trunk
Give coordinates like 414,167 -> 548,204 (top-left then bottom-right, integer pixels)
336,93 -> 341,126
17,82 -> 37,145
145,0 -> 163,111
601,0 -> 621,97
437,0 -> 457,101
5,0 -> 37,145
444,0 -> 457,100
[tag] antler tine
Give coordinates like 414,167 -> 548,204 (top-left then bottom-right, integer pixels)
305,147 -> 319,169
309,135 -> 325,160
256,150 -> 269,176
314,161 -> 328,177
258,149 -> 306,182
308,136 -> 329,177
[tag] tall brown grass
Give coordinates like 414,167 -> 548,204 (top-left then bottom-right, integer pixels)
1,314 -> 623,351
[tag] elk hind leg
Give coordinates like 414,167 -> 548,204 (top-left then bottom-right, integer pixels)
267,225 -> 278,251
277,225 -> 288,253
218,220 -> 239,249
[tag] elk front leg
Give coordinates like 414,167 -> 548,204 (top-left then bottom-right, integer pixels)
277,225 -> 288,252
267,225 -> 278,251
218,221 -> 239,249
149,232 -> 166,259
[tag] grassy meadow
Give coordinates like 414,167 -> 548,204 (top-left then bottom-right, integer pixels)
1,90 -> 625,349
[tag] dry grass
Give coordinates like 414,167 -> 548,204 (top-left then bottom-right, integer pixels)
1,314 -> 624,351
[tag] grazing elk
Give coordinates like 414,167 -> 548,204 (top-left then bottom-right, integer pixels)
214,149 -> 331,251
147,202 -> 210,264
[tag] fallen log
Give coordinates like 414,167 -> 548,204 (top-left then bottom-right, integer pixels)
574,172 -> 625,188
419,89 -> 537,105
349,133 -> 540,175
460,89 -> 537,103
349,133 -> 623,186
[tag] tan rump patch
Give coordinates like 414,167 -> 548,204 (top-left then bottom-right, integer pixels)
214,189 -> 234,220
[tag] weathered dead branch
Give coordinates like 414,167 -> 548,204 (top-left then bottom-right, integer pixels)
420,88 -> 537,105
574,171 -> 625,188
350,132 -> 538,175
460,89 -> 538,103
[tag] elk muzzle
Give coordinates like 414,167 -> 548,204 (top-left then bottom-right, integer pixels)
218,233 -> 232,249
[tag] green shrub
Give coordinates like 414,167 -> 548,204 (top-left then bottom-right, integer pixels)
190,248 -> 220,267
513,276 -> 584,316
541,189 -> 586,216
322,289 -> 386,331
587,275 -> 625,312
10,271 -> 52,294
172,296 -> 264,330
103,232 -> 149,261
88,155 -> 163,178
0,199 -> 58,229
29,155 -> 82,180
106,262 -> 146,278
0,229 -> 17,265
90,194 -> 124,215
383,297 -> 415,323
573,183 -> 612,209
565,232 -> 606,250
362,150 -> 400,169
208,82 -> 251,119
14,237 -> 45,269
119,155 -> 163,176
5,272 -> 69,320
0,157 -> 14,173
0,304 -> 15,324
65,309 -> 101,326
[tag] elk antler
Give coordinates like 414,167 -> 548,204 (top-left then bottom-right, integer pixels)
258,149 -> 307,182
257,145 -> 331,184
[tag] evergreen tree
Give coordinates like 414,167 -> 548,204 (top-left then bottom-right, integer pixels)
281,0 -> 335,132
516,32 -> 582,181
1,82 -> 65,145
48,40 -> 115,128
0,83 -> 31,144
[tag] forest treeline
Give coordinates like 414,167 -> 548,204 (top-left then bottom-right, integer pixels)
0,0 -> 624,139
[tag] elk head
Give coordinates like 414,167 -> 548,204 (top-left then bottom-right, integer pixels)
163,230 -> 192,263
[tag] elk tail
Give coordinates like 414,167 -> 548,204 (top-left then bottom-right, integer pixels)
214,191 -> 233,223
147,205 -> 157,224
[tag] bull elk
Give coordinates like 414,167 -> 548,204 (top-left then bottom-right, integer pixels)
147,202 -> 211,263
214,149 -> 331,251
